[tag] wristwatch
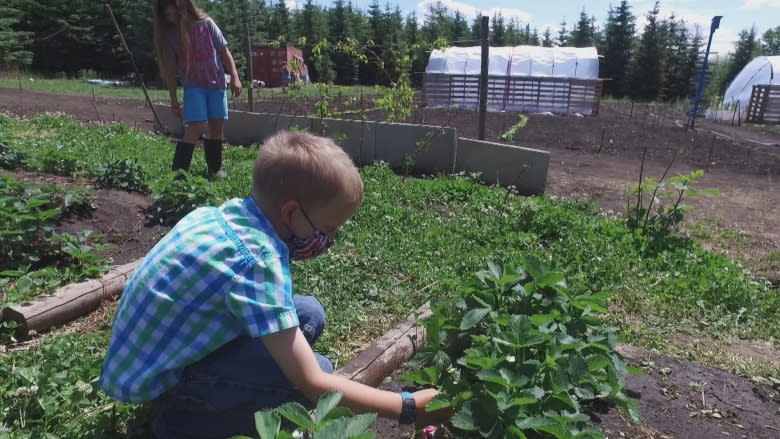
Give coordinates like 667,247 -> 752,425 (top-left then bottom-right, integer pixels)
399,391 -> 416,425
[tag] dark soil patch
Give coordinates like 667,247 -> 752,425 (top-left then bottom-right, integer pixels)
8,169 -> 168,266
371,346 -> 780,439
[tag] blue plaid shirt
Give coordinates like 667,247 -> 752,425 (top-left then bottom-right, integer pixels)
100,196 -> 298,403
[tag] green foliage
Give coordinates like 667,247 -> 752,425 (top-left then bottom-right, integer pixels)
499,115 -> 528,142
626,169 -> 720,247
93,159 -> 149,193
602,1 -> 635,98
403,257 -> 641,438
724,27 -> 761,91
150,172 -> 217,226
625,2 -> 664,101
40,146 -> 82,176
0,139 -> 27,169
0,1 -> 33,69
0,174 -> 110,304
238,392 -> 376,439
0,332 -> 148,438
762,26 -> 780,56
375,76 -> 414,122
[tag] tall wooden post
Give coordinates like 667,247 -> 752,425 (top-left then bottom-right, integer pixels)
478,16 -> 489,140
244,23 -> 254,112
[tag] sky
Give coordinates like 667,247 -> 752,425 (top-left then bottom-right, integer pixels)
311,0 -> 780,59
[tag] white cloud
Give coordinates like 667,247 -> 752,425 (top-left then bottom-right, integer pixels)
742,0 -> 780,9
416,0 -> 532,24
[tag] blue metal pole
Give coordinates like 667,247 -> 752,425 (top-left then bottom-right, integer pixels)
690,16 -> 722,129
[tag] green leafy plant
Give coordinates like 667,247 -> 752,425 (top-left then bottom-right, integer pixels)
627,168 -> 719,246
93,158 -> 149,192
402,257 -> 642,438
499,115 -> 529,142
0,139 -> 27,169
40,146 -> 82,176
235,392 -> 377,439
151,171 -> 217,225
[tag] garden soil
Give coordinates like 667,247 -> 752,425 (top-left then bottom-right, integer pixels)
1,88 -> 779,438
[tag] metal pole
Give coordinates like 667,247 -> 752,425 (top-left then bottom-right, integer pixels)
478,16 -> 489,140
244,23 -> 255,112
104,4 -> 168,134
690,16 -> 722,130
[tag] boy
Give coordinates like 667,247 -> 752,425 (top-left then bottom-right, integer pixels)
100,131 -> 446,438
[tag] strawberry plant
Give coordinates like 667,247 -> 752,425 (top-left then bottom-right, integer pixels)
151,171 -> 217,225
0,139 -> 27,169
240,392 -> 377,439
93,158 -> 149,192
402,256 -> 642,439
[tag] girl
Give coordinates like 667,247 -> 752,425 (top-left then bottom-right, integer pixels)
153,0 -> 242,178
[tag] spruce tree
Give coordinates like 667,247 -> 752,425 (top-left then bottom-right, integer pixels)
557,19 -> 569,46
571,9 -> 594,47
0,0 -> 33,70
491,12 -> 506,46
542,27 -> 554,47
330,0 -> 358,84
625,1 -> 664,101
267,0 -> 291,41
724,27 -> 759,89
602,0 -> 635,97
762,26 -> 780,55
297,0 -> 332,83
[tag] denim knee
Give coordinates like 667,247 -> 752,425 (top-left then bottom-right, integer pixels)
293,295 -> 326,345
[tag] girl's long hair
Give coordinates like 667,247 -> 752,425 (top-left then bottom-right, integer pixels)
152,0 -> 208,80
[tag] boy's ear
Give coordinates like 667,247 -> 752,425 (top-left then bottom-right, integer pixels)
279,200 -> 300,226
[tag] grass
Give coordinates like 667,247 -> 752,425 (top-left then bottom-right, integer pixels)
0,75 -> 377,104
1,114 -> 779,437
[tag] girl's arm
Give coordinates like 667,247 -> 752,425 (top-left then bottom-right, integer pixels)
165,68 -> 180,116
219,47 -> 242,97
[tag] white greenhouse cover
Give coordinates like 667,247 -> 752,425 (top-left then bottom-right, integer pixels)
722,56 -> 779,113
425,45 -> 599,79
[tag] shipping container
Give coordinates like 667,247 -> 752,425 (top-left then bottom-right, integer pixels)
250,46 -> 305,87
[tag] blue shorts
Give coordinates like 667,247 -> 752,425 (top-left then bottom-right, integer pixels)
183,86 -> 228,124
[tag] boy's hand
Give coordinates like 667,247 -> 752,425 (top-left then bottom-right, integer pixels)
413,388 -> 454,427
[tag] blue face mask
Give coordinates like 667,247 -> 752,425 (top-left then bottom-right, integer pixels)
286,207 -> 334,260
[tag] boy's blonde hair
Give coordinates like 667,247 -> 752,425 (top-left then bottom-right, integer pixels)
253,131 -> 363,211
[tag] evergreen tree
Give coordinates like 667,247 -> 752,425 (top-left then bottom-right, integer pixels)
423,1 -> 452,43
451,10 -> 470,44
470,13 -> 482,43
267,0 -> 291,41
557,19 -> 569,46
0,0 -> 33,69
724,27 -> 759,89
329,0 -> 358,84
541,27 -> 554,47
762,26 -> 780,55
297,0 -> 332,82
530,27 -> 540,46
491,12 -> 506,46
662,19 -> 696,100
571,9 -> 595,47
602,0 -> 635,97
625,1 -> 664,101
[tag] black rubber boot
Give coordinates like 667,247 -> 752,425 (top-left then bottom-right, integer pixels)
203,138 -> 225,177
172,141 -> 195,172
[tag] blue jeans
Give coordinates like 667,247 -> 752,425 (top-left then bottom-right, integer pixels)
151,295 -> 332,439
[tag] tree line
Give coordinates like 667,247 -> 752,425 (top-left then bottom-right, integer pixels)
1,0 -> 779,103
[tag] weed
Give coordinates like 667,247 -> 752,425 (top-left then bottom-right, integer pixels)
0,139 -> 27,169
499,115 -> 529,142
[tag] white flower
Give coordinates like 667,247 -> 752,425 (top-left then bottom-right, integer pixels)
506,355 -> 516,363
75,380 -> 92,394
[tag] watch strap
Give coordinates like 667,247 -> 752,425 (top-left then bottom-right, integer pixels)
399,391 -> 416,425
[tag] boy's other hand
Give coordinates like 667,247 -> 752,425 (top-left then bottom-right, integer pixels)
413,388 -> 454,427
230,77 -> 243,97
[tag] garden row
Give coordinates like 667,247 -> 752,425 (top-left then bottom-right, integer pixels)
0,114 -> 777,438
